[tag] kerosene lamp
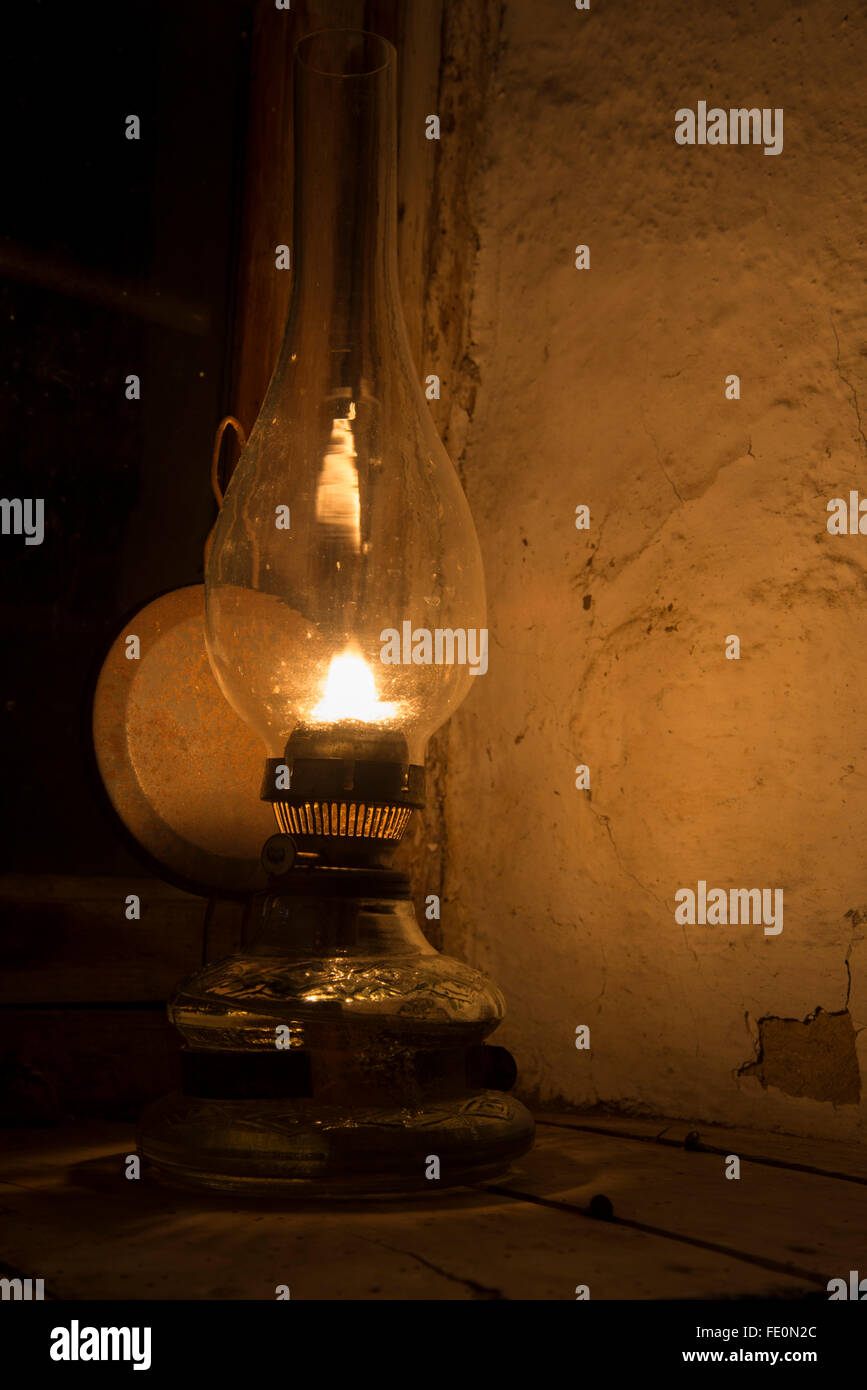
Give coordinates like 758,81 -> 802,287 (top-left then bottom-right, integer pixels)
139,29 -> 534,1194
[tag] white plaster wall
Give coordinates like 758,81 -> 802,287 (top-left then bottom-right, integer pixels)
444,0 -> 867,1138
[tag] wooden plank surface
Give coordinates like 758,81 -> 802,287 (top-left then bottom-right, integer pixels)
0,1121 -> 839,1300
534,1113 -> 867,1184
487,1121 -> 865,1290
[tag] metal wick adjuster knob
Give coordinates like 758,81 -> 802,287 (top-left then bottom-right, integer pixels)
261,833 -> 297,877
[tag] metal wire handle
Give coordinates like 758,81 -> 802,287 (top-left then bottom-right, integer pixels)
204,415 -> 247,566
210,414 -> 247,506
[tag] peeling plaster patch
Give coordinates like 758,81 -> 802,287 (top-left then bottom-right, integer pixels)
738,1008 -> 860,1106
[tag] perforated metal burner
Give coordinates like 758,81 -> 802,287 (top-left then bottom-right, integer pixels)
261,722 -> 425,862
273,799 -> 413,842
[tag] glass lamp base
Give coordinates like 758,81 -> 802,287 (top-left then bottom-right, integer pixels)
140,1090 -> 533,1197
138,868 -> 534,1197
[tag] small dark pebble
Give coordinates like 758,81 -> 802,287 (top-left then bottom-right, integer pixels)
588,1193 -> 614,1221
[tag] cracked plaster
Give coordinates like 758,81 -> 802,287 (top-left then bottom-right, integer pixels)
442,0 -> 867,1141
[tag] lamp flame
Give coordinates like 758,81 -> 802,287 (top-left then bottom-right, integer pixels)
311,648 -> 395,724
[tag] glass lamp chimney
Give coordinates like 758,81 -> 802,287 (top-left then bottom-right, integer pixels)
204,29 -> 486,772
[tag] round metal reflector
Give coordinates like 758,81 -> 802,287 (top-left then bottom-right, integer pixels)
92,584 -> 273,896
